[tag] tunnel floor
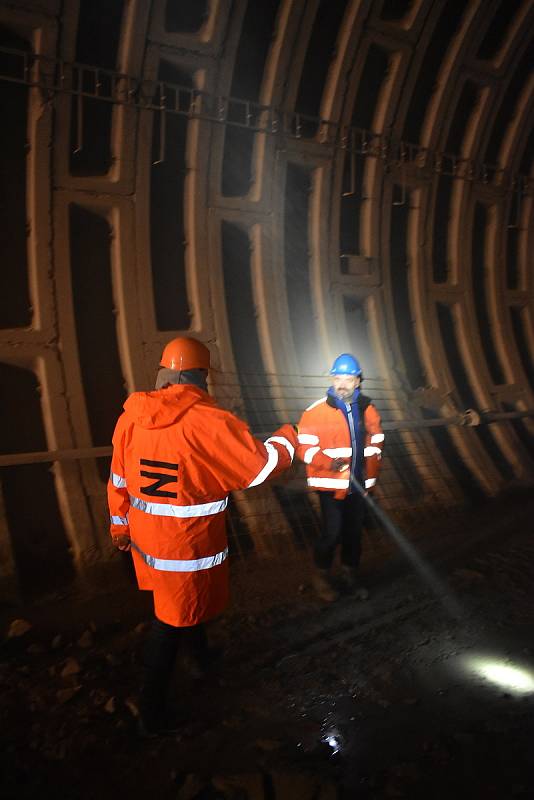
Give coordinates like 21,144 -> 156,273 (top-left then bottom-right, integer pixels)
1,490 -> 534,799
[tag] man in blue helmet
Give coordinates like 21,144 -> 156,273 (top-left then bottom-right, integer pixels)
296,354 -> 384,602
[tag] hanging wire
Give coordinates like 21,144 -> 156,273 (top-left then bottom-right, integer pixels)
151,81 -> 166,166
0,44 -> 530,195
73,66 -> 83,154
342,129 -> 357,197
392,143 -> 407,207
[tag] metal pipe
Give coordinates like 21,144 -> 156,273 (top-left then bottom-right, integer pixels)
0,446 -> 112,467
0,411 -> 531,467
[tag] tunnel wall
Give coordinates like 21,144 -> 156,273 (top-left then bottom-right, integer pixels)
0,0 -> 532,601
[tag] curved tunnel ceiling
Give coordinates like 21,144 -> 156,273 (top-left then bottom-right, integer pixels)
0,0 -> 532,597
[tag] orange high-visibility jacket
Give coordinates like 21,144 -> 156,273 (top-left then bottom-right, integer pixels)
108,384 -> 297,626
296,392 -> 384,499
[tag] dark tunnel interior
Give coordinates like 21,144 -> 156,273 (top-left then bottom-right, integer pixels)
0,1 -> 533,797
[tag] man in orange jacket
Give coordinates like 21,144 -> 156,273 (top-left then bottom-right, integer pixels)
108,337 -> 297,735
296,353 -> 384,602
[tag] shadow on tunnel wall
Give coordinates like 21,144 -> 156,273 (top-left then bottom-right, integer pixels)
0,364 -> 75,598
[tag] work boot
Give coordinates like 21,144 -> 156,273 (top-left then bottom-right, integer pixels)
311,569 -> 339,603
340,565 -> 369,601
180,623 -> 223,679
181,643 -> 224,679
138,618 -> 180,737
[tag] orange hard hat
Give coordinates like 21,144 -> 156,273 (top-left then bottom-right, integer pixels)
159,337 -> 211,371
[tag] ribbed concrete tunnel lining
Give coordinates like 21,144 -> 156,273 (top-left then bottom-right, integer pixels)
149,62 -> 192,331
0,2 -> 532,793
69,204 -> 126,481
0,0 -> 530,601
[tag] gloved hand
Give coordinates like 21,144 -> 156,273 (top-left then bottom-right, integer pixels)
331,457 -> 350,473
112,534 -> 131,551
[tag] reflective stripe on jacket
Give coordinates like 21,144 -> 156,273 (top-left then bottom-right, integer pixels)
107,383 -> 296,626
296,393 -> 383,499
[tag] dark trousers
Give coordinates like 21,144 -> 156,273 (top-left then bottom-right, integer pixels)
314,490 -> 366,570
140,617 -> 207,723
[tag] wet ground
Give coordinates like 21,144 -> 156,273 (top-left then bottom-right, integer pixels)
1,490 -> 534,799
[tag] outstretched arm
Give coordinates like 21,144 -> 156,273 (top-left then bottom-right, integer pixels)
188,414 -> 299,494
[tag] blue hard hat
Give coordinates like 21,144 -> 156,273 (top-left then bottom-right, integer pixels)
329,353 -> 362,376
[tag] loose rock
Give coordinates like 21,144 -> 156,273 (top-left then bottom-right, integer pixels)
56,686 -> 81,704
7,619 -> 32,638
104,696 -> 116,714
60,658 -> 81,678
77,630 -> 93,649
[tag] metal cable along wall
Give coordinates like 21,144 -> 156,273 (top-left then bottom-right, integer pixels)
0,0 -> 532,603
0,45 -> 531,195
0,371 -> 531,562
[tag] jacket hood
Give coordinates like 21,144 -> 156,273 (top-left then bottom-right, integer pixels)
123,384 -> 212,429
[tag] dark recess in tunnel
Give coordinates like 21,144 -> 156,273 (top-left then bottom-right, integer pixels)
446,80 -> 478,154
284,163 -> 318,376
69,204 -> 126,482
380,0 -> 415,22
510,306 -> 534,394
0,362 -> 74,596
350,44 -> 391,132
432,176 -> 452,284
389,189 -> 426,390
0,26 -> 31,329
506,225 -> 519,291
70,0 -> 125,176
471,203 -> 506,385
222,0 -> 281,197
476,0 -> 524,61
519,127 -> 534,174
483,45 -> 534,166
505,127 -> 533,290
295,0 -> 349,136
436,303 -> 515,482
150,61 -> 192,331
402,0 -> 468,145
164,0 -> 209,33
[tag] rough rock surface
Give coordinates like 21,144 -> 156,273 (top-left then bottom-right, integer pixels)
1,490 -> 533,799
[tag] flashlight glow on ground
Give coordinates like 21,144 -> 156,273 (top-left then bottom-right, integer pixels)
327,736 -> 339,749
321,729 -> 343,754
465,656 -> 534,695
